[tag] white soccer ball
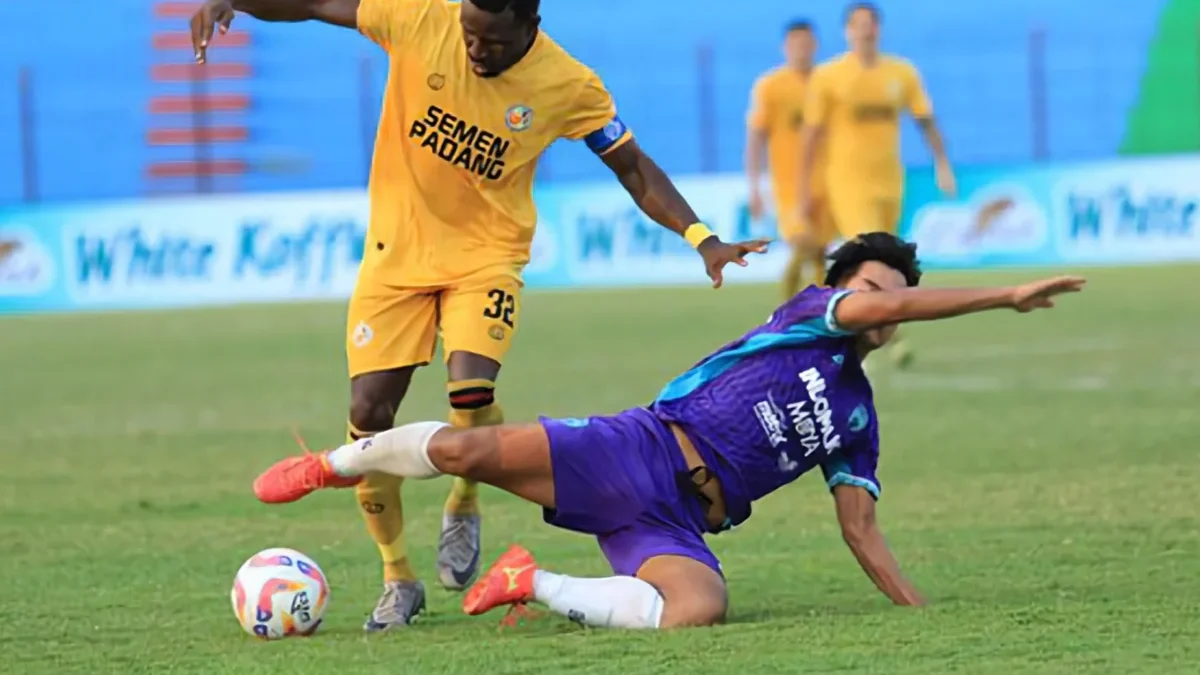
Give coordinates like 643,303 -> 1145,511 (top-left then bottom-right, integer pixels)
230,547 -> 330,639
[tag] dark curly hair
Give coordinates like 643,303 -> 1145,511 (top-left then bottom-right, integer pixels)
824,232 -> 922,288
468,0 -> 539,21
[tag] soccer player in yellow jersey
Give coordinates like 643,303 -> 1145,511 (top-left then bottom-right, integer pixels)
745,20 -> 832,300
800,2 -> 956,366
191,0 -> 767,631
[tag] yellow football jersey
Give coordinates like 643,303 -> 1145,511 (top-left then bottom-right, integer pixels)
356,0 -> 633,286
746,66 -> 824,207
805,53 -> 932,198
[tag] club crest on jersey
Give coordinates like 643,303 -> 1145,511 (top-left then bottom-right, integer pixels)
505,105 -> 534,132
848,404 -> 869,432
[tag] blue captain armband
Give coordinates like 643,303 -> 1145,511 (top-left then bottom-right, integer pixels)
584,116 -> 630,155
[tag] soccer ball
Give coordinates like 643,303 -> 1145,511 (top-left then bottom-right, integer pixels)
230,547 -> 330,639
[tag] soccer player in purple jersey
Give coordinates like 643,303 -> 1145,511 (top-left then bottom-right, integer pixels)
254,233 -> 1085,630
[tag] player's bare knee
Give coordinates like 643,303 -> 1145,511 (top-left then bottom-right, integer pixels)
427,426 -> 499,479
446,351 -> 501,382
348,369 -> 413,431
789,235 -> 821,257
348,392 -> 395,432
788,234 -> 812,250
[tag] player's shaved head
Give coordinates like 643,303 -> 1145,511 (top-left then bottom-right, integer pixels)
461,0 -> 542,78
843,1 -> 881,52
825,233 -> 921,289
785,20 -> 814,35
843,2 -> 881,25
783,19 -> 818,69
468,0 -> 540,22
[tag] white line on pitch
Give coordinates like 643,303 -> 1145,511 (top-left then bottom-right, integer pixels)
1059,376 -> 1111,391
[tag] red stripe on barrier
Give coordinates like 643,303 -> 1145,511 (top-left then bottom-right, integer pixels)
146,160 -> 248,177
149,94 -> 250,114
152,63 -> 251,81
148,127 -> 249,145
153,2 -> 202,18
153,31 -> 250,50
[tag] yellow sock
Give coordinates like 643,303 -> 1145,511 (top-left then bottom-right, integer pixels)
444,379 -> 504,516
810,250 -> 828,287
348,422 -> 415,583
782,247 -> 806,299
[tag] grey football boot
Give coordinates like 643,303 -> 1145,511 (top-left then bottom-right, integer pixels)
437,513 -> 482,590
363,580 -> 427,632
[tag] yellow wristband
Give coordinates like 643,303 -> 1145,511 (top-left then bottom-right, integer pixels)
684,223 -> 715,249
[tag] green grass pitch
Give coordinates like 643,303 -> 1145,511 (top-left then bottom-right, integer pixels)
2,266 -> 1198,674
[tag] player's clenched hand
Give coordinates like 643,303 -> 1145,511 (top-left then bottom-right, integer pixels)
1010,276 -> 1086,313
748,190 -> 766,221
698,238 -> 771,289
191,0 -> 236,64
935,160 -> 958,199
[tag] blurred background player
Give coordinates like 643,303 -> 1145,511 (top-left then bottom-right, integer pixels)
190,0 -> 766,631
800,2 -> 957,367
252,233 -> 1087,630
745,20 -> 834,300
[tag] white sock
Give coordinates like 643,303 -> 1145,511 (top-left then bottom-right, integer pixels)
326,422 -> 449,479
532,570 -> 664,629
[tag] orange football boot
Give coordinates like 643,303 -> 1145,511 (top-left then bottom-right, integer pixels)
462,545 -> 541,628
253,431 -> 361,504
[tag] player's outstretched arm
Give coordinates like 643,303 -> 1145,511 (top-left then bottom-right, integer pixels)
833,485 -> 925,606
833,276 -> 1087,332
191,0 -> 359,63
600,141 -> 769,288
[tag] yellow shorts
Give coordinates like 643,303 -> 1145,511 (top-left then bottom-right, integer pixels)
346,272 -> 521,378
776,198 -> 837,245
828,194 -> 902,239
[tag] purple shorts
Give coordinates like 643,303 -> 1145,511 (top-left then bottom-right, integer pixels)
539,407 -> 721,578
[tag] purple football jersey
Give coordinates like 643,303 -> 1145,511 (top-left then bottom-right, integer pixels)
650,286 -> 880,530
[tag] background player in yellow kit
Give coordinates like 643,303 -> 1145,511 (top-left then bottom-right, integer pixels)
191,0 -> 767,631
745,20 -> 834,300
800,2 -> 956,365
